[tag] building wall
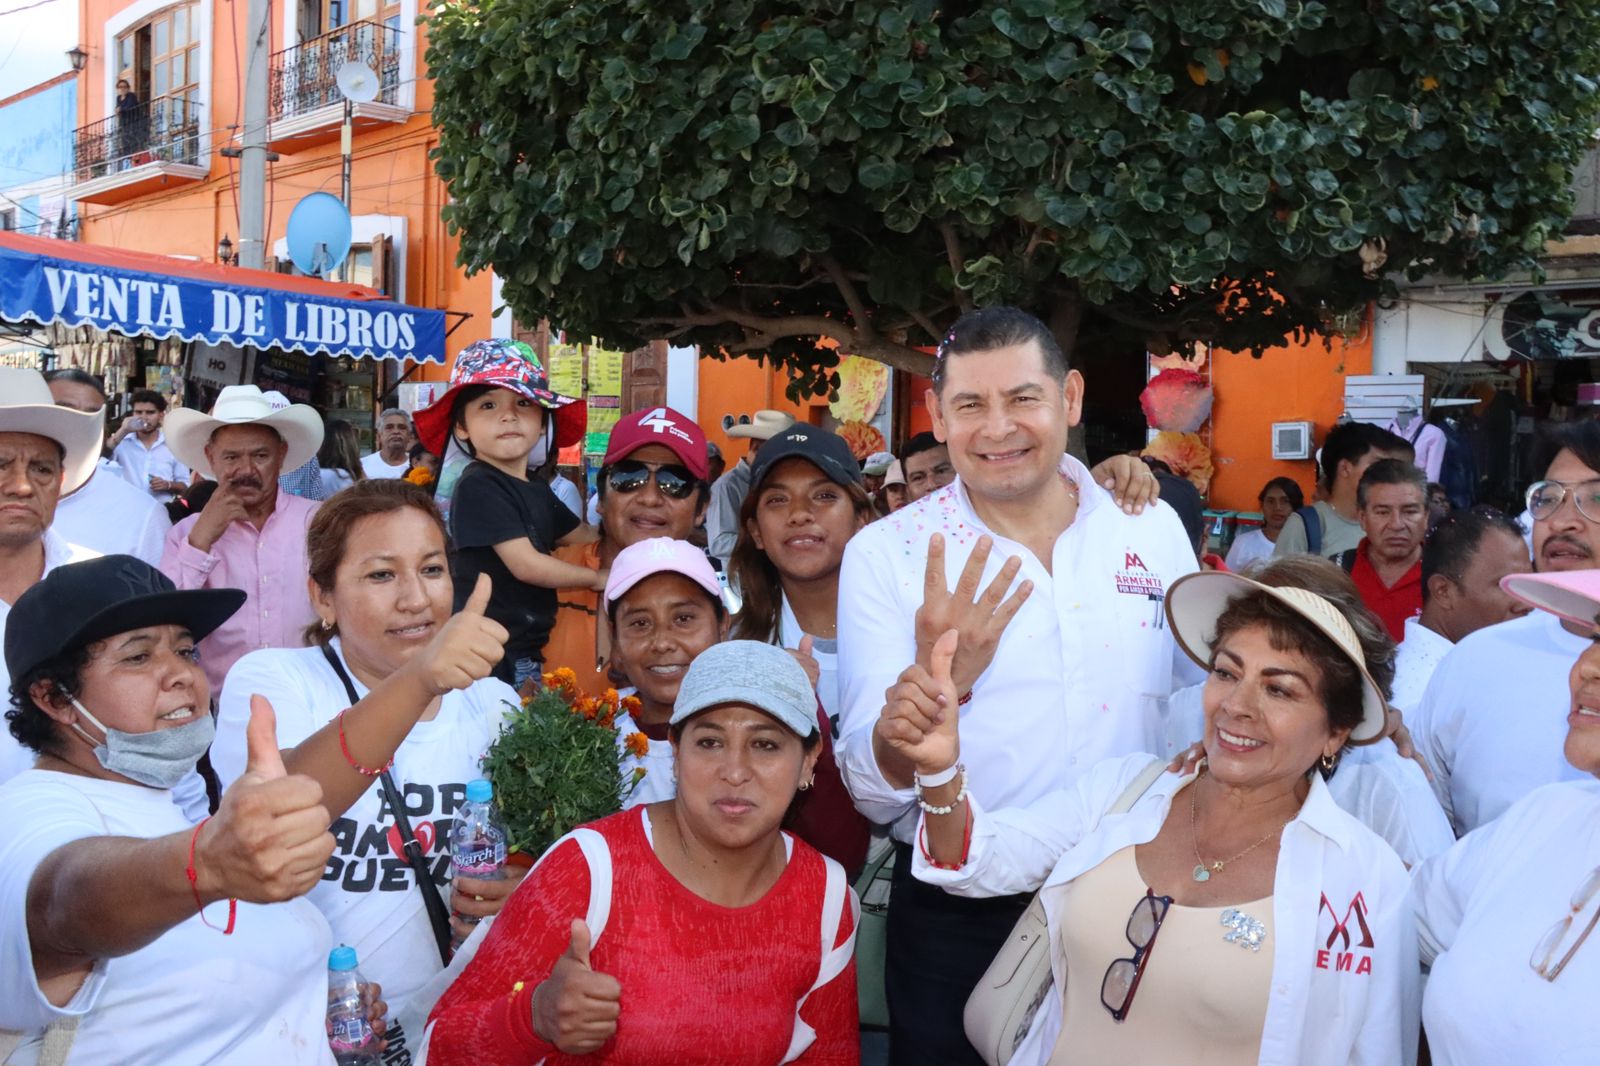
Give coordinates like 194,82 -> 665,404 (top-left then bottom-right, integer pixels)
1208,330 -> 1373,512
71,0 -> 490,376
0,74 -> 78,235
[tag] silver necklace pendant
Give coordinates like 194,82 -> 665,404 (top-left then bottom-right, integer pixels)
1192,864 -> 1211,882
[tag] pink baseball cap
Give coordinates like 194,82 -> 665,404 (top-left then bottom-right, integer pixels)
603,406 -> 709,481
603,537 -> 723,612
1501,569 -> 1600,629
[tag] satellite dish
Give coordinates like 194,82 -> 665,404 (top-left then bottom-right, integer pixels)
335,61 -> 380,104
285,192 -> 352,278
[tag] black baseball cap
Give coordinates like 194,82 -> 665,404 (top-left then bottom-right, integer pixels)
5,555 -> 246,680
750,424 -> 864,490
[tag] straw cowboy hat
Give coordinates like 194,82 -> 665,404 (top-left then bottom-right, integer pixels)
1165,570 -> 1390,743
725,409 -> 796,441
165,384 -> 324,479
0,367 -> 104,495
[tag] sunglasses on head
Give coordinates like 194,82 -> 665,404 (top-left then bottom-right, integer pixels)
606,459 -> 697,499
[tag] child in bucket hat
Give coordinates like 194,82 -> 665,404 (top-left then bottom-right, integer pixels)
417,339 -> 605,689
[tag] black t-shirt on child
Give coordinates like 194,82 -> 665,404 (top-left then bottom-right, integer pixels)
448,460 -> 580,678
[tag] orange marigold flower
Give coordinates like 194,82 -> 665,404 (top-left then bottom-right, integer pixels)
620,694 -> 643,716
597,711 -> 616,731
624,732 -> 651,758
403,466 -> 435,487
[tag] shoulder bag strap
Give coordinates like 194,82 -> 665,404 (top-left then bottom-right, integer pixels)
320,643 -> 454,967
1109,757 -> 1169,816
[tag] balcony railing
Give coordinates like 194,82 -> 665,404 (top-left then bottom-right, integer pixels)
72,97 -> 203,183
270,20 -> 402,120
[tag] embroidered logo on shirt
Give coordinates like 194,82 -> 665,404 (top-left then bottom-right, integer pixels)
1113,548 -> 1165,598
1314,891 -> 1375,975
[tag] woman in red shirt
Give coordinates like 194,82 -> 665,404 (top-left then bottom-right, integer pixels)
425,640 -> 859,1065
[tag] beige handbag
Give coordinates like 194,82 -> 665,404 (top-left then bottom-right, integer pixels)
963,758 -> 1167,1066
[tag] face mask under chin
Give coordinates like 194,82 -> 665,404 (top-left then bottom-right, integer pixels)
68,696 -> 215,790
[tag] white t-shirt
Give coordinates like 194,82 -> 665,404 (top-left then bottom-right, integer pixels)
549,473 -> 584,520
0,532 -> 100,784
212,641 -> 520,1028
779,595 -> 840,735
360,451 -> 410,479
1416,780 -> 1600,1065
1410,610 -> 1590,834
1223,527 -> 1276,572
1391,616 -> 1453,715
614,708 -> 677,809
51,462 -> 171,568
0,770 -> 332,1064
1165,683 -> 1454,867
320,467 -> 357,495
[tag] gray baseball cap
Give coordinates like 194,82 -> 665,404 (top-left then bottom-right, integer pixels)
670,641 -> 818,738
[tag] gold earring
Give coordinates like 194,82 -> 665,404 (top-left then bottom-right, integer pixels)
321,617 -> 333,631
798,777 -> 814,792
1319,752 -> 1338,773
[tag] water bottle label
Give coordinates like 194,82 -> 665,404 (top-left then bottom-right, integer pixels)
329,1013 -> 373,1051
454,842 -> 505,872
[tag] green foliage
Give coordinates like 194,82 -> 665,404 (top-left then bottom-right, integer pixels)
480,689 -> 636,856
428,0 -> 1600,384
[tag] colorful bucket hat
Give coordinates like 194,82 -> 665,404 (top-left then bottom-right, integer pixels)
413,339 -> 586,457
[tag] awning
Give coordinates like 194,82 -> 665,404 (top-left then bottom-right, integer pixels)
0,231 -> 446,364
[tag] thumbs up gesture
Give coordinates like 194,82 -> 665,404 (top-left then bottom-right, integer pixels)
406,573 -> 510,696
196,696 -> 336,904
876,628 -> 963,778
531,919 -> 623,1054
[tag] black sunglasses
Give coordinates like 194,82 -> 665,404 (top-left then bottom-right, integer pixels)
606,459 -> 697,500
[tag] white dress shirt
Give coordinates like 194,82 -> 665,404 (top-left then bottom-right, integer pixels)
914,754 -> 1419,1066
835,455 -> 1197,841
0,530 -> 99,784
1390,616 -> 1454,715
51,460 -> 171,567
112,431 -> 188,501
1409,610 -> 1590,835
1165,684 -> 1453,867
705,457 -> 752,565
1414,779 -> 1600,1065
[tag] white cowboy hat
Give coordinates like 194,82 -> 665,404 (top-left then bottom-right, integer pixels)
165,384 -> 324,478
1165,570 -> 1388,744
725,409 -> 796,441
0,367 -> 104,495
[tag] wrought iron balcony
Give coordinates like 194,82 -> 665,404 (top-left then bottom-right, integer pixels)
71,96 -> 203,184
270,20 -> 402,121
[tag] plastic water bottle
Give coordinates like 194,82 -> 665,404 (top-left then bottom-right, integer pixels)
326,945 -> 381,1066
449,778 -> 508,948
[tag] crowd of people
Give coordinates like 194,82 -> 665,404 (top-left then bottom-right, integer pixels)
0,304 -> 1596,1066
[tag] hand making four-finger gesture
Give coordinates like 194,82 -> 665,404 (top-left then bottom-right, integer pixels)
913,532 -> 1033,696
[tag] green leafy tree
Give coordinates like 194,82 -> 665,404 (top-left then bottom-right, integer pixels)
429,0 -> 1600,395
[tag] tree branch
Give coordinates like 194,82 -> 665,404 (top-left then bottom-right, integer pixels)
631,304 -> 935,375
939,222 -> 973,313
816,253 -> 876,342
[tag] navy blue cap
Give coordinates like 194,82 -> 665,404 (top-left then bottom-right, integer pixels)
750,424 -> 863,490
5,555 -> 245,680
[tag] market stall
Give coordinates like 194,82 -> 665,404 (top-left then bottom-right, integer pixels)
0,231 -> 446,446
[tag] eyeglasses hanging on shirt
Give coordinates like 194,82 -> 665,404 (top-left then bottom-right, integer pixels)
1101,888 -> 1174,1021
1531,865 -> 1600,981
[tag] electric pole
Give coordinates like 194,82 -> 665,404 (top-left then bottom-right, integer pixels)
236,0 -> 271,270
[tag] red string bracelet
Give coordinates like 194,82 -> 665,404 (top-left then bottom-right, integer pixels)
918,803 -> 974,871
186,817 -> 237,934
337,708 -> 394,776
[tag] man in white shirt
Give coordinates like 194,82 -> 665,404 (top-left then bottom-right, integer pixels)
1391,509 -> 1530,713
109,389 -> 188,502
360,408 -> 414,479
1410,422 -> 1600,835
835,306 -> 1195,1065
1274,420 -> 1414,559
0,369 -> 103,783
44,370 -> 171,567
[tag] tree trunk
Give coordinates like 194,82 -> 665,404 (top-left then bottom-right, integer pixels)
1048,287 -> 1090,464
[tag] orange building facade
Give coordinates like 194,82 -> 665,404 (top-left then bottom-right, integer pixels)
67,0 -> 486,378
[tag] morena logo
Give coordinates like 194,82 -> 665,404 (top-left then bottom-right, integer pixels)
1314,891 -> 1375,975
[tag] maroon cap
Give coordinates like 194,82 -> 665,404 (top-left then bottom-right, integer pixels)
603,406 -> 709,480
